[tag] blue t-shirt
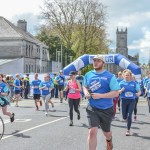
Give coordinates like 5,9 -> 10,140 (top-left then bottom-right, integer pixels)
119,80 -> 140,100
76,75 -> 84,86
13,79 -> 21,91
39,81 -> 54,96
0,82 -> 9,105
56,75 -> 65,86
146,81 -> 150,97
31,79 -> 41,94
84,70 -> 120,109
117,78 -> 123,83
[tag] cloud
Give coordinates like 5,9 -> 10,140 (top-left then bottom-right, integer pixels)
128,27 -> 150,64
10,13 -> 43,35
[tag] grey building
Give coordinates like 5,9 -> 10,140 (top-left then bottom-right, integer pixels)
0,16 -> 50,74
108,28 -> 139,75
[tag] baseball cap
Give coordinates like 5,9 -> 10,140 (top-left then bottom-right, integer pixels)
69,71 -> 76,76
93,55 -> 105,63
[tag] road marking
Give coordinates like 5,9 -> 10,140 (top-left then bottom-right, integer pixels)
4,119 -> 32,124
2,116 -> 68,140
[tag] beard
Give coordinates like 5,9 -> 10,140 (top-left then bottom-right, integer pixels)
94,65 -> 103,71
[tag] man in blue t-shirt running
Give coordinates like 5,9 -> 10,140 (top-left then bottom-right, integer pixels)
83,55 -> 120,150
31,73 -> 42,110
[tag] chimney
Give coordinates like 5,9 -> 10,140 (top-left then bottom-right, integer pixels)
17,20 -> 27,32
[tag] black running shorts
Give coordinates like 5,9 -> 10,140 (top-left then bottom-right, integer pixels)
86,105 -> 114,132
58,85 -> 64,91
33,94 -> 41,100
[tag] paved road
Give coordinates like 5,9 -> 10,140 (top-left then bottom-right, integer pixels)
0,97 -> 150,150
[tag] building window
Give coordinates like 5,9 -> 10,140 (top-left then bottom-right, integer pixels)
26,64 -> 28,73
29,65 -> 30,73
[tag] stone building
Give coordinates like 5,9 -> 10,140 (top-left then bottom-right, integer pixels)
0,16 -> 50,74
107,28 -> 139,75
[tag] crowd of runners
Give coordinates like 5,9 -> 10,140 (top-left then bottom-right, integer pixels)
0,54 -> 150,150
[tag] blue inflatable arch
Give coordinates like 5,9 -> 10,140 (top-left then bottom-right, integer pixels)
63,54 -> 141,80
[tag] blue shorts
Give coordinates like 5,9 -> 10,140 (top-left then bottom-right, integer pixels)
15,90 -> 20,95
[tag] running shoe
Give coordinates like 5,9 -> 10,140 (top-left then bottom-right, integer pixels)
106,137 -> 113,150
77,113 -> 80,120
10,113 -> 15,122
40,100 -> 42,106
134,116 -> 137,121
45,112 -> 48,116
126,130 -> 130,136
69,120 -> 73,126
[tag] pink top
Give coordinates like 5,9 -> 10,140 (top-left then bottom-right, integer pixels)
67,80 -> 80,99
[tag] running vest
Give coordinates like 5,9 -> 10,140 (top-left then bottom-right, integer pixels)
67,80 -> 80,99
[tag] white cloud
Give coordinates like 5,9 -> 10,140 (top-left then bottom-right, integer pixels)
0,0 -> 43,19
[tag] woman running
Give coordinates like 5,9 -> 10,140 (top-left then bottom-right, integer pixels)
65,71 -> 82,126
39,74 -> 54,116
119,69 -> 141,136
0,74 -> 15,122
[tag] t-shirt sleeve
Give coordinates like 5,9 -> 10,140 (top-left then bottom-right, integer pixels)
4,85 -> 9,93
136,83 -> 140,91
109,76 -> 120,91
39,82 -> 43,88
83,76 -> 87,87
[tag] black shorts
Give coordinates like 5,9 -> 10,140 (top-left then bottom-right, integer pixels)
15,90 -> 20,95
58,85 -> 64,91
0,97 -> 9,107
86,105 -> 114,132
33,94 -> 41,100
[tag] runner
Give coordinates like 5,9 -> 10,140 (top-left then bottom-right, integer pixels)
76,70 -> 84,100
146,77 -> 150,113
56,70 -> 65,103
83,55 -> 120,150
13,73 -> 22,107
64,71 -> 81,126
116,71 -> 123,112
31,73 -> 42,110
39,74 -> 54,116
132,75 -> 140,121
0,74 -> 15,122
119,69 -> 141,136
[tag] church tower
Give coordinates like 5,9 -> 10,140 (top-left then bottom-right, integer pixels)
116,27 -> 128,58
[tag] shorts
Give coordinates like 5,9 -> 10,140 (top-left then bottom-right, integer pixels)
33,94 -> 41,100
86,105 -> 114,132
58,85 -> 64,91
15,90 -> 20,95
42,94 -> 51,101
0,97 -> 9,107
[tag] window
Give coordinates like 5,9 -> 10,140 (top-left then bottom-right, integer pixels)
26,64 -> 28,73
29,65 -> 30,73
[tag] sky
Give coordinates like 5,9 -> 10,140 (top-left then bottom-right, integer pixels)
0,0 -> 150,65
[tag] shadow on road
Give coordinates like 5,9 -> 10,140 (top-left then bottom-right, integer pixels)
132,133 -> 150,140
4,130 -> 31,139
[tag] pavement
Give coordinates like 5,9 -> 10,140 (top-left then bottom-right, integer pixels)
0,97 -> 150,150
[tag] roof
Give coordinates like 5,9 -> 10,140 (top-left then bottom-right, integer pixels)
0,16 -> 48,48
0,59 -> 18,65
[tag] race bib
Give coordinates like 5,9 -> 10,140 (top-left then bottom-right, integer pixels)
125,92 -> 133,97
69,88 -> 75,94
34,86 -> 39,89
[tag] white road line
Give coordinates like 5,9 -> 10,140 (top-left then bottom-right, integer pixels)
2,116 -> 68,140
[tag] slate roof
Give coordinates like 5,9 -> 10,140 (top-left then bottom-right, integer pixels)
0,16 -> 48,48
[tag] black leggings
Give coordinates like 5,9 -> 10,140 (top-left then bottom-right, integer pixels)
68,98 -> 80,121
134,98 -> 139,115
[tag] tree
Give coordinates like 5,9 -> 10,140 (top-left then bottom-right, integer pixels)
41,0 -> 109,54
